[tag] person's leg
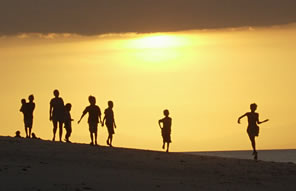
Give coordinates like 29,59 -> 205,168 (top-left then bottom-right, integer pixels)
58,121 -> 63,142
52,120 -> 58,141
65,127 -> 69,141
94,132 -> 98,145
24,120 -> 29,138
109,134 -> 113,147
89,124 -> 94,145
28,119 -> 33,138
94,124 -> 98,145
166,143 -> 170,152
90,133 -> 94,145
106,136 -> 110,145
68,126 -> 72,142
25,126 -> 29,138
249,135 -> 257,160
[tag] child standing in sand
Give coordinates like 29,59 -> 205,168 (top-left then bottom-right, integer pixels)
102,101 -> 117,147
158,109 -> 172,152
238,103 -> 269,160
78,96 -> 102,146
64,103 -> 73,143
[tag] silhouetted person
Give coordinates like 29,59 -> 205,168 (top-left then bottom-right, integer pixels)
49,89 -> 65,142
102,101 -> 116,147
64,103 -> 73,143
158,109 -> 172,152
78,96 -> 102,146
31,133 -> 37,139
20,99 -> 28,136
20,95 -> 35,138
238,103 -> 269,160
15,130 -> 22,138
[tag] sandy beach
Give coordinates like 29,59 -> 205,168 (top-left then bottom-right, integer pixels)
1,136 -> 296,191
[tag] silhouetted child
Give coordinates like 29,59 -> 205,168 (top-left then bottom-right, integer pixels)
158,109 -> 172,152
238,103 -> 269,160
50,89 -> 65,142
15,130 -> 22,138
78,96 -> 102,146
26,94 -> 35,138
64,103 -> 73,143
102,101 -> 116,147
31,133 -> 38,139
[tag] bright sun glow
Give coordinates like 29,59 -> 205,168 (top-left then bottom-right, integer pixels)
127,34 -> 188,49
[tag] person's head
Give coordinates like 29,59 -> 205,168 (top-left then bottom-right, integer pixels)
65,103 -> 72,111
88,96 -> 96,105
108,101 -> 113,108
163,109 -> 169,117
15,130 -> 21,137
250,103 -> 257,112
32,133 -> 37,139
53,89 -> 59,97
21,98 -> 26,105
28,94 -> 34,102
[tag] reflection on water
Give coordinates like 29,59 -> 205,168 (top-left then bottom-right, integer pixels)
188,150 -> 296,164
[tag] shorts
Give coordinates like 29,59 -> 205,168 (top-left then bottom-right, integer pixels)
106,123 -> 115,135
24,118 -> 33,128
161,128 -> 171,143
88,122 -> 98,133
52,114 -> 64,123
247,125 -> 259,137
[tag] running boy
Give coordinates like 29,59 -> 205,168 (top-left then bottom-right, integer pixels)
158,109 -> 172,152
238,103 -> 269,160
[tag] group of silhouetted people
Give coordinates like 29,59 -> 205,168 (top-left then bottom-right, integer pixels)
20,89 -> 117,147
19,89 -> 270,157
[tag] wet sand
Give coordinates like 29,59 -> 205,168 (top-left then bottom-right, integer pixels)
1,136 -> 296,191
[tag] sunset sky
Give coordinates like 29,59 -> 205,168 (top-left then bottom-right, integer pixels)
1,0 -> 296,152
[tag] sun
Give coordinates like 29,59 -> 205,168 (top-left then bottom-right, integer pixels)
127,34 -> 187,49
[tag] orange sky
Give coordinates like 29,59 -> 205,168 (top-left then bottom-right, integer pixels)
0,25 -> 296,151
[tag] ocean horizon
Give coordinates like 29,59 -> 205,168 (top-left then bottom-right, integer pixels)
186,149 -> 296,164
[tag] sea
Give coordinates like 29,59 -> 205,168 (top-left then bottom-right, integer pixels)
186,149 -> 296,164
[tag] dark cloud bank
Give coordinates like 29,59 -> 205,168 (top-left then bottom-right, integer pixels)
1,0 -> 296,36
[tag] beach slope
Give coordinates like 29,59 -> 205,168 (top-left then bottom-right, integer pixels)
1,136 -> 296,191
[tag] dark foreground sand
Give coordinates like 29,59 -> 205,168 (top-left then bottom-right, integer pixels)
1,136 -> 296,191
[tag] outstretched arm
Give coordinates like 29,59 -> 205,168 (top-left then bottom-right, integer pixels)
78,112 -> 86,124
257,114 -> 269,124
238,113 -> 247,124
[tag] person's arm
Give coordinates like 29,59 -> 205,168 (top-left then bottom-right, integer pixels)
98,107 -> 102,124
102,115 -> 105,127
158,119 -> 162,129
113,115 -> 116,129
257,114 -> 269,124
78,109 -> 87,124
237,113 -> 247,124
49,102 -> 53,121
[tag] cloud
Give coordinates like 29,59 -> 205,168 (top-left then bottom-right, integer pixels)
1,0 -> 296,36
